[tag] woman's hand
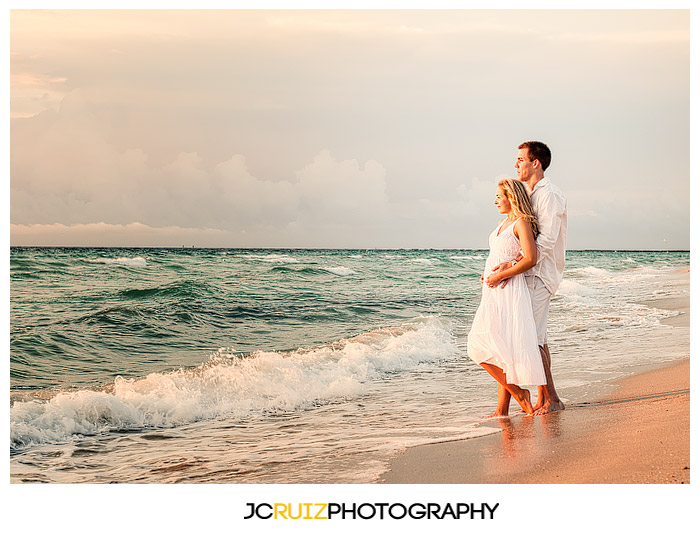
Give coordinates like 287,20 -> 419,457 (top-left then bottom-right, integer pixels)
489,261 -> 512,288
485,272 -> 503,288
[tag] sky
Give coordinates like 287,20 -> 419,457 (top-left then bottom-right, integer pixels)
9,8 -> 690,249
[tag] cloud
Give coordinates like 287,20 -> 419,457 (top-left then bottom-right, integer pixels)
10,92 -> 399,246
9,10 -> 689,249
10,222 -> 233,248
546,29 -> 689,45
10,88 -> 503,248
296,150 -> 389,225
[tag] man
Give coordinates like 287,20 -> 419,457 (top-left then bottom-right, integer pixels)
493,141 -> 567,416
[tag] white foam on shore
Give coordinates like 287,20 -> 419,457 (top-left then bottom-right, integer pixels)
10,317 -> 458,450
544,267 -> 689,402
556,279 -> 600,302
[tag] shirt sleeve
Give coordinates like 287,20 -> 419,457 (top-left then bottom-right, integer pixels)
535,190 -> 565,266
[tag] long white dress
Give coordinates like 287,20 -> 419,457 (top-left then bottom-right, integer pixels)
467,218 -> 546,386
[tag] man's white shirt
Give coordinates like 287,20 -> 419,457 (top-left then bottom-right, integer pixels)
527,177 -> 567,295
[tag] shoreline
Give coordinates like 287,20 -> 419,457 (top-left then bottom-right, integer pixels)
379,289 -> 690,484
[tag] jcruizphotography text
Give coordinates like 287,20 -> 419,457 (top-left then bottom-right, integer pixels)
243,502 -> 499,520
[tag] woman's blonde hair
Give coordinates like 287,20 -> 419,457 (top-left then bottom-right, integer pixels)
498,178 -> 539,238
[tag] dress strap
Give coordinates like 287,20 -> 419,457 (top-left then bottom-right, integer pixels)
497,217 -> 520,236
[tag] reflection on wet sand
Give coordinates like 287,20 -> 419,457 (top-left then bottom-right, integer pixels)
474,411 -> 565,479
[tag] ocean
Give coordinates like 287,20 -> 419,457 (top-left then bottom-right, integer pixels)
9,247 -> 690,483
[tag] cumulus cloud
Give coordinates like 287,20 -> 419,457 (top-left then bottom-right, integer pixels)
9,87 -> 688,250
10,89 -> 500,248
296,150 -> 389,224
10,92 -> 401,247
9,10 -> 690,249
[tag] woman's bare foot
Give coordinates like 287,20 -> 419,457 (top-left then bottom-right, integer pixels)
512,388 -> 534,415
482,410 -> 509,419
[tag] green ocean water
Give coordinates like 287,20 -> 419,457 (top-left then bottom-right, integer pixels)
9,247 -> 690,483
11,247 -> 487,390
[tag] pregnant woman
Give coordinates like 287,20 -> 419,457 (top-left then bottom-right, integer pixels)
467,178 -> 545,416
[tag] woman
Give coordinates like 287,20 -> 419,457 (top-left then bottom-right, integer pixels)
467,178 -> 546,416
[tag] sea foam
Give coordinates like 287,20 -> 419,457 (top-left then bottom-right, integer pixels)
10,317 -> 457,450
93,256 -> 148,267
238,254 -> 299,263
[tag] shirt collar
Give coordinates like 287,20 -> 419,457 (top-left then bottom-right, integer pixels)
530,176 -> 550,195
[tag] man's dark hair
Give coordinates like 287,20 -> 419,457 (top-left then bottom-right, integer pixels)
518,141 -> 551,171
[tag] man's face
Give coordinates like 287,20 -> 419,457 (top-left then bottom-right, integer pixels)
515,148 -> 536,181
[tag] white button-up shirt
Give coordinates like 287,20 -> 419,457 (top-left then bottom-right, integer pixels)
527,177 -> 567,295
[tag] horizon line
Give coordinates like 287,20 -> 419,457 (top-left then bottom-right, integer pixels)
8,246 -> 691,253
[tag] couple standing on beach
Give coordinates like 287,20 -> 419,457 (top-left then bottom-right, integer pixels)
467,141 -> 567,417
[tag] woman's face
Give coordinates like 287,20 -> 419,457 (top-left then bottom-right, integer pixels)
494,187 -> 511,214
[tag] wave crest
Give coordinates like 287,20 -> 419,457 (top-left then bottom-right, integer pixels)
10,317 -> 456,450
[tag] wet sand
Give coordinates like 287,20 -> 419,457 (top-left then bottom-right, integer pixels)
380,291 -> 690,484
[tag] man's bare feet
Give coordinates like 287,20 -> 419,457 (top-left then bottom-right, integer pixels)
533,399 -> 565,416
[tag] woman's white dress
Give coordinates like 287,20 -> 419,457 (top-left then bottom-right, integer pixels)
467,219 -> 546,386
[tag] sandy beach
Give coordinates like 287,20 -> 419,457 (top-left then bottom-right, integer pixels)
380,286 -> 690,485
